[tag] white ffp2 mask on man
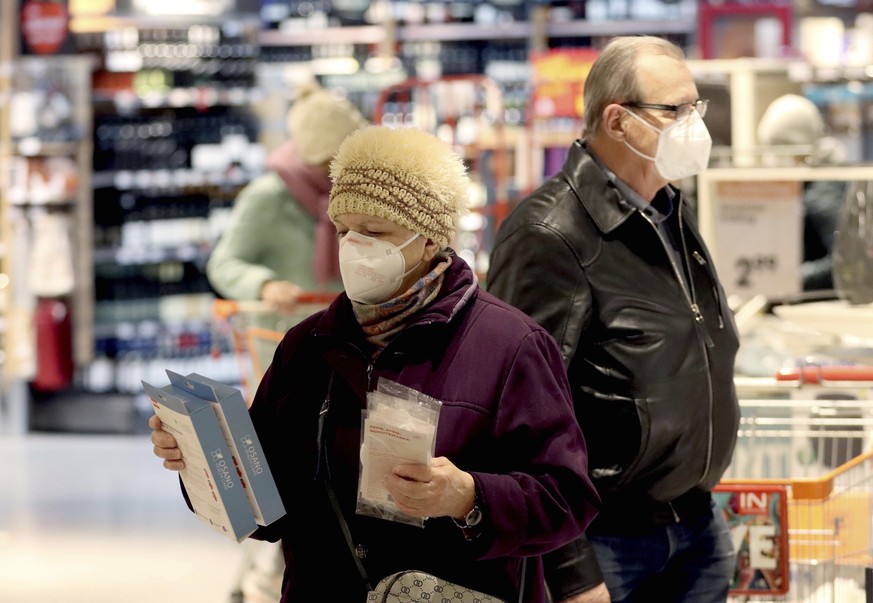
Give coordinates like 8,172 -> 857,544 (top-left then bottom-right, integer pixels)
623,109 -> 712,181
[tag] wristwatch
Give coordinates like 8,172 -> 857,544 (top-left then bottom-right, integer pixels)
453,491 -> 484,540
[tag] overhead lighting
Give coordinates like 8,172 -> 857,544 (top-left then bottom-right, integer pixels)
130,0 -> 232,16
308,57 -> 360,76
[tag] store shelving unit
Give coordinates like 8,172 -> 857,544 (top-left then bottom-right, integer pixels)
55,3 -> 698,405
19,1 -> 860,425
74,17 -> 264,396
258,6 -> 699,195
687,58 -> 805,167
257,16 -> 696,47
0,0 -> 14,433
0,34 -> 94,432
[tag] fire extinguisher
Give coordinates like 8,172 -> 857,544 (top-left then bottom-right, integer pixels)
29,211 -> 75,391
32,297 -> 74,391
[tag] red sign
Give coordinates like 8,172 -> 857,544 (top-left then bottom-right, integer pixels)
529,48 -> 599,121
714,484 -> 790,596
20,0 -> 70,56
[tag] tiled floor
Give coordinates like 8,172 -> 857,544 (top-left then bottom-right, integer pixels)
0,433 -> 249,603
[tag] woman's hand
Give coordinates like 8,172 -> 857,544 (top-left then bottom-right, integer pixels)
383,456 -> 475,520
260,280 -> 304,314
149,415 -> 185,471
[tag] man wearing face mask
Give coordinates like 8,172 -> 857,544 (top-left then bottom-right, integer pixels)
487,36 -> 740,603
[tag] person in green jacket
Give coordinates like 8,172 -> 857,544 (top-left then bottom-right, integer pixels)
206,82 -> 367,603
207,82 -> 368,313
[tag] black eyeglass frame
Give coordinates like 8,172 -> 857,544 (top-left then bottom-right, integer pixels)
620,99 -> 709,120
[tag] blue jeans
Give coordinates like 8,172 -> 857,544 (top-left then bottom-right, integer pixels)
590,500 -> 735,603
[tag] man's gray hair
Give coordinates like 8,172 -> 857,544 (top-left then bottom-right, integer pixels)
583,36 -> 686,137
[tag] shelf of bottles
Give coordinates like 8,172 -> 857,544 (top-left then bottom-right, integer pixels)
257,0 -> 698,245
258,3 -> 535,217
1,56 -> 94,388
63,0 -> 705,395
75,21 -> 263,393
257,0 -> 696,43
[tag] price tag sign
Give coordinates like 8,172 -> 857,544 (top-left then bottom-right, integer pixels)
712,180 -> 802,298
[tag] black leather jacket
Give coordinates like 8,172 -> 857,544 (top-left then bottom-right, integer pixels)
487,141 -> 740,597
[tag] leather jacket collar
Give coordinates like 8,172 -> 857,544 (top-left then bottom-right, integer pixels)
564,141 -> 681,236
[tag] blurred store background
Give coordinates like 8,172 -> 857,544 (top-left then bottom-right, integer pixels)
3,1 -> 873,602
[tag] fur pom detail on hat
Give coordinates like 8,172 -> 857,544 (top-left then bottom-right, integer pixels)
286,82 -> 369,166
328,126 -> 470,249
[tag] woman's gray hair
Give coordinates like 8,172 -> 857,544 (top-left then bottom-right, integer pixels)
583,36 -> 686,137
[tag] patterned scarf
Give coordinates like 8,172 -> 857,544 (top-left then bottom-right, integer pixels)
352,255 -> 453,353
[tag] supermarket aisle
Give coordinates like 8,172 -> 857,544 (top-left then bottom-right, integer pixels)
0,433 -> 244,603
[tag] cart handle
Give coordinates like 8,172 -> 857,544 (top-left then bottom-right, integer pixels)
721,449 -> 873,501
213,293 -> 338,319
775,365 -> 873,387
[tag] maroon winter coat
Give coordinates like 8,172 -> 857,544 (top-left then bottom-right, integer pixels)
248,253 -> 599,602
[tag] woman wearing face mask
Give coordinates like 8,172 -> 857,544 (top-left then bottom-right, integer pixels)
149,125 -> 600,603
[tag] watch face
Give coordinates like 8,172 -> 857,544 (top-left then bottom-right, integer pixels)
465,507 -> 483,527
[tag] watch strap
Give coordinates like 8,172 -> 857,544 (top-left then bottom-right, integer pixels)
452,489 -> 484,540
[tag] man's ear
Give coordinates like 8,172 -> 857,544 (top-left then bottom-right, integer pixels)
602,104 -> 628,142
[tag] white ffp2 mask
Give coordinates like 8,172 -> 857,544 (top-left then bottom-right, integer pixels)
623,109 -> 712,181
339,231 -> 421,304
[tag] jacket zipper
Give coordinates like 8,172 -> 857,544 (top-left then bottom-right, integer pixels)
638,207 -> 706,343
691,250 -> 725,330
668,501 -> 681,523
641,199 -> 715,488
677,204 -> 716,488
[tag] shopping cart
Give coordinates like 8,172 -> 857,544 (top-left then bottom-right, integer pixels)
720,370 -> 873,603
212,292 -> 336,603
212,292 -> 337,406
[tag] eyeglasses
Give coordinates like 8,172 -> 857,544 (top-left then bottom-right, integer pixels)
621,99 -> 709,121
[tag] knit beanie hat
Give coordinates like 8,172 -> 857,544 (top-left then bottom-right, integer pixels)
286,82 -> 369,166
328,126 -> 470,249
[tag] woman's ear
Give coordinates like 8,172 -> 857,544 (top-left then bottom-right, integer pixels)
422,238 -> 441,263
602,104 -> 628,142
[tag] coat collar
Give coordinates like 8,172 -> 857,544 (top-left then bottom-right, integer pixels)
562,141 -> 682,235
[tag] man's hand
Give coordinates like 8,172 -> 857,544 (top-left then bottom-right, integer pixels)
383,456 -> 475,520
561,583 -> 610,603
260,280 -> 304,314
149,415 -> 185,471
